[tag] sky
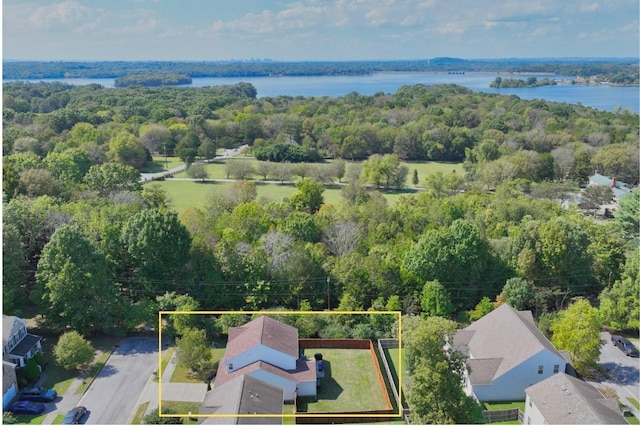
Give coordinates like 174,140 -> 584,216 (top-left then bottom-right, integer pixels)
2,0 -> 639,61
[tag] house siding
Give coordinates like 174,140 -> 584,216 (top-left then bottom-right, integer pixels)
297,380 -> 316,397
225,345 -> 297,372
472,351 -> 567,402
524,395 -> 549,425
249,370 -> 298,401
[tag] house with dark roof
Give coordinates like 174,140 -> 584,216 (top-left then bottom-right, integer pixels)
199,374 -> 284,424
214,316 -> 317,401
453,304 -> 571,402
2,315 -> 42,369
524,372 -> 626,424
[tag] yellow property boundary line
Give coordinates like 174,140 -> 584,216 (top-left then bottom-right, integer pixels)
158,310 -> 402,419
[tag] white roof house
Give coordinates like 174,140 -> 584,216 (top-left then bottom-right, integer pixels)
211,316 -> 317,403
524,372 -> 626,424
453,304 -> 571,402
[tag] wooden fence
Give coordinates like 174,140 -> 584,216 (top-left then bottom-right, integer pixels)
482,408 -> 523,423
295,339 -> 396,424
377,339 -> 411,424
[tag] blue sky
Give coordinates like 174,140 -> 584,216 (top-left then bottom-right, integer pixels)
3,0 -> 639,61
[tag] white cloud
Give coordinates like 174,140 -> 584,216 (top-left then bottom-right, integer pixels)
580,3 -> 600,13
27,0 -> 92,29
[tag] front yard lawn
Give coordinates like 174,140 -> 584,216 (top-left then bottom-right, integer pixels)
297,348 -> 389,413
160,401 -> 201,424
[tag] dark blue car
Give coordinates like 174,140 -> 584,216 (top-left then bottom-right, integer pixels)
62,406 -> 88,424
20,386 -> 58,402
8,400 -> 46,415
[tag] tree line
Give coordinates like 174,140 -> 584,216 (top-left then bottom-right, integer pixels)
4,58 -> 638,81
2,80 -> 638,359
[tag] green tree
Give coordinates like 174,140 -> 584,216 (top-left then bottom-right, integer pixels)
289,178 -> 325,214
579,185 -> 614,215
36,224 -> 122,335
551,299 -> 603,377
83,162 -> 142,196
403,220 -> 490,308
54,331 -> 95,370
467,296 -> 494,321
121,209 -> 192,290
501,277 -> 533,310
107,132 -> 149,169
186,163 -> 209,181
599,248 -> 640,331
412,169 -> 419,186
615,190 -> 639,238
143,408 -> 183,424
176,327 -> 212,372
420,280 -> 453,318
3,224 -> 28,313
403,315 -> 482,424
16,169 -> 60,197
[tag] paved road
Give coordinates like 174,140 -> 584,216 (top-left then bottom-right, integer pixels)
588,332 -> 640,417
78,336 -> 160,425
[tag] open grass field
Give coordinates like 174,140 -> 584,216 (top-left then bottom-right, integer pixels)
147,159 -> 462,214
297,348 -> 389,413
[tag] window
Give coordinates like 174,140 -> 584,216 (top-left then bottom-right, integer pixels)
538,365 -> 544,374
553,364 -> 559,373
228,363 -> 233,372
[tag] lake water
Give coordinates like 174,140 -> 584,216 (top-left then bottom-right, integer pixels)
5,72 -> 639,113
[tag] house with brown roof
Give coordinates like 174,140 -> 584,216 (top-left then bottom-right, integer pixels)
2,315 -> 42,369
453,304 -> 571,402
199,374 -> 284,424
212,316 -> 317,402
524,372 -> 626,424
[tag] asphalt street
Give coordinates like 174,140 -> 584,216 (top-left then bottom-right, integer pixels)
588,332 -> 640,417
78,336 -> 160,425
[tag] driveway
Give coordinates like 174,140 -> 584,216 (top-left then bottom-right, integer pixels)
588,332 -> 640,417
78,336 -> 162,425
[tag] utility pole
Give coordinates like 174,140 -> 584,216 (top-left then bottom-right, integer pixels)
326,277 -> 331,310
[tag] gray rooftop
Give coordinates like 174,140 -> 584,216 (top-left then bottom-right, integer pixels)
200,375 -> 283,424
525,372 -> 626,424
454,304 -> 566,384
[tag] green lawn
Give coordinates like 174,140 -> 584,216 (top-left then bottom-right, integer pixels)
170,346 -> 224,383
160,401 -> 201,424
14,413 -> 47,425
297,349 -> 389,413
628,397 -> 640,410
144,156 -> 185,172
131,401 -> 150,424
625,412 -> 640,425
483,401 -> 526,412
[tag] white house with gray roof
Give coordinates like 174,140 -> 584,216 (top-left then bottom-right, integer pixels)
453,304 -> 571,402
524,372 -> 625,424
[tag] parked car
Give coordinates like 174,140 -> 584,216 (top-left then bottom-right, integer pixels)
20,386 -> 57,402
611,335 -> 639,357
62,406 -> 88,424
8,400 -> 46,415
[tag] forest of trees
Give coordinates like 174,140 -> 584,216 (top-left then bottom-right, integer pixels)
3,58 -> 639,82
2,80 -> 639,362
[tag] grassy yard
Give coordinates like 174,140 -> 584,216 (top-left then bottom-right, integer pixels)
297,348 -> 389,413
625,412 -> 640,425
143,156 -> 185,173
483,401 -> 526,412
131,401 -> 150,424
13,413 -> 47,425
160,401 -> 201,424
170,345 -> 225,383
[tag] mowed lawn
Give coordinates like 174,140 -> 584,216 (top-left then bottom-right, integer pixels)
384,348 -> 409,395
145,159 -> 462,214
299,349 -> 389,413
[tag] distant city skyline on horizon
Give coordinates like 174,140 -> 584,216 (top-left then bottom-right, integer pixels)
3,0 -> 639,61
